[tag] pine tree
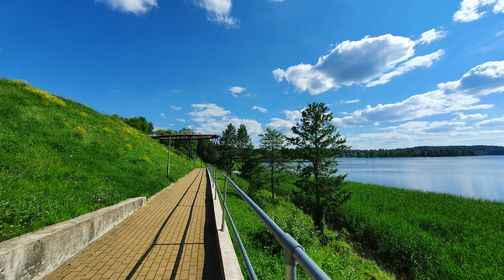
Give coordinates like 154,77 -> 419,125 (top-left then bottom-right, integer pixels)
219,124 -> 237,174
290,102 -> 350,231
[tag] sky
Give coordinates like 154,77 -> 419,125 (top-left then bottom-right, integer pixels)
1,0 -> 504,149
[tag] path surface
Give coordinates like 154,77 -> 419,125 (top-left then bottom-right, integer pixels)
46,169 -> 222,280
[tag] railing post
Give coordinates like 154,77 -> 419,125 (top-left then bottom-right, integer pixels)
221,178 -> 228,231
284,249 -> 297,280
214,168 -> 217,200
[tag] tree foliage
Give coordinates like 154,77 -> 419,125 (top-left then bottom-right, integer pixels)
120,116 -> 154,134
289,102 -> 350,231
259,128 -> 287,202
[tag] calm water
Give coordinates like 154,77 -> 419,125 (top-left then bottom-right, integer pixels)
336,156 -> 504,201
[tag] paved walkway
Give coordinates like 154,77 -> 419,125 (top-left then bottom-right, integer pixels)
46,169 -> 222,280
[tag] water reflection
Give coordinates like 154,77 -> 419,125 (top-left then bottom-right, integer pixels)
336,156 -> 504,201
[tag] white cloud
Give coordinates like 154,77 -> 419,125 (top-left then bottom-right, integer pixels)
196,0 -> 238,26
453,0 -> 504,22
169,105 -> 182,111
341,99 -> 360,104
96,0 -> 157,14
366,50 -> 445,87
455,112 -> 488,120
229,86 -> 246,96
189,103 -> 230,118
267,110 -> 302,134
417,28 -> 447,45
335,61 -> 504,127
348,127 -> 504,149
476,116 -> 504,126
160,112 -> 166,119
252,106 -> 268,113
438,61 -> 504,96
333,90 -> 492,126
273,30 -> 445,94
188,103 -> 263,143
176,118 -> 186,123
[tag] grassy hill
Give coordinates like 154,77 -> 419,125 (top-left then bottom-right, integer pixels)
0,79 -> 196,242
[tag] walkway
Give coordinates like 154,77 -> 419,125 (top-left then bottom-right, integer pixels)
46,169 -> 222,280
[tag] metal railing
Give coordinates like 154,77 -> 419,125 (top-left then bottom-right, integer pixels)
208,165 -> 331,280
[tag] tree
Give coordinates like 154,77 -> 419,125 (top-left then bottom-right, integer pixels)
236,124 -> 257,177
219,124 -> 237,174
259,128 -> 286,202
289,102 -> 350,231
121,116 -> 154,134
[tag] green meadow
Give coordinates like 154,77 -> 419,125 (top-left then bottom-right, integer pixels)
337,181 -> 504,279
214,173 -> 393,280
0,79 -> 196,242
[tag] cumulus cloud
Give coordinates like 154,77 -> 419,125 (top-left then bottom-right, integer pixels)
188,103 -> 263,142
333,90 -> 492,126
169,105 -> 182,111
335,61 -> 504,127
273,31 -> 445,94
252,106 -> 268,113
196,0 -> 238,26
438,61 -> 504,95
267,110 -> 302,134
229,86 -> 246,96
160,112 -> 166,119
176,118 -> 186,123
367,50 -> 445,87
453,0 -> 504,22
417,28 -> 447,45
96,0 -> 157,14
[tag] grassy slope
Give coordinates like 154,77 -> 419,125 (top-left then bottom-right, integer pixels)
339,181 -> 504,279
0,79 -> 196,242
215,173 -> 393,280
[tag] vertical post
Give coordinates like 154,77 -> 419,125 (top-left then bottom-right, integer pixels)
221,178 -> 228,231
167,138 -> 172,178
284,249 -> 297,280
214,168 -> 217,200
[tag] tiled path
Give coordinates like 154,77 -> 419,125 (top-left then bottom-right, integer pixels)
46,169 -> 222,280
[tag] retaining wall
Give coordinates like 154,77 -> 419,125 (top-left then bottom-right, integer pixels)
0,197 -> 146,280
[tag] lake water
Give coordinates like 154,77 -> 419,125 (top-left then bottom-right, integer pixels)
336,156 -> 504,202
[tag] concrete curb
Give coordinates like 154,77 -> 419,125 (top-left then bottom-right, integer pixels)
206,168 -> 244,280
0,197 -> 146,280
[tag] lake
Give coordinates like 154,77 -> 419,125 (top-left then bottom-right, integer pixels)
336,156 -> 504,202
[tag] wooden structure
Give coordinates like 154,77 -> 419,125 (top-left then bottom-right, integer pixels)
151,134 -> 219,177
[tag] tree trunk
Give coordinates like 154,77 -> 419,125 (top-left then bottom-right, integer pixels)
270,164 -> 275,202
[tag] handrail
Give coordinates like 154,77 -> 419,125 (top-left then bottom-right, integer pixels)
208,165 -> 331,280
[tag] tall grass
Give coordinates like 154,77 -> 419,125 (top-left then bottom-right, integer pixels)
215,173 -> 393,279
337,181 -> 504,279
0,79 -> 197,241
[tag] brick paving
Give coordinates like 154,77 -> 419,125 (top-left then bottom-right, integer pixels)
46,169 -> 222,280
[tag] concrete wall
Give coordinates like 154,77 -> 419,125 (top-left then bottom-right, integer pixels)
206,168 -> 244,280
0,197 -> 146,280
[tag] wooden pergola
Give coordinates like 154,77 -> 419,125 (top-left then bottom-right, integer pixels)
151,134 -> 219,177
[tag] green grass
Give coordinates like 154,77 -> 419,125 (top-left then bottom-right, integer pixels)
0,79 -> 197,242
215,173 -> 393,280
337,181 -> 504,279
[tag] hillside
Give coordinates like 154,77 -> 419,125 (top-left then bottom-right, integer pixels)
0,79 -> 196,242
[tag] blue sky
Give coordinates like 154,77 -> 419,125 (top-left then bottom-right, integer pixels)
1,0 -> 504,148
